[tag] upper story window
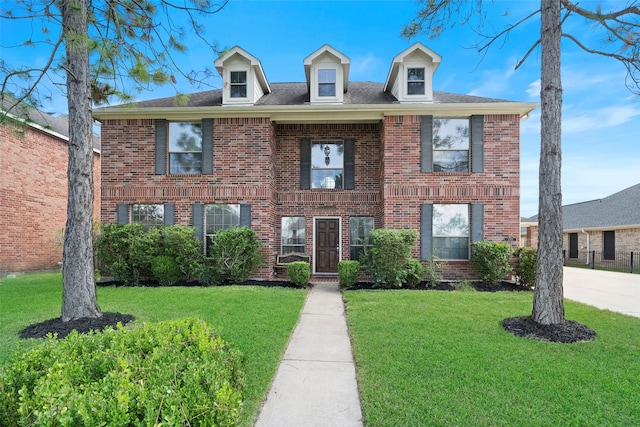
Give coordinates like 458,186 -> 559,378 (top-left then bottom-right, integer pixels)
131,204 -> 164,229
281,217 -> 306,254
318,69 -> 336,97
407,67 -> 425,95
433,204 -> 469,260
230,71 -> 247,98
433,118 -> 469,172
311,140 -> 343,189
169,122 -> 202,174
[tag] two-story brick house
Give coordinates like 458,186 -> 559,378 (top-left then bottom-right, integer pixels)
93,43 -> 537,281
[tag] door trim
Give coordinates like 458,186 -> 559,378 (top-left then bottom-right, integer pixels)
312,216 -> 342,274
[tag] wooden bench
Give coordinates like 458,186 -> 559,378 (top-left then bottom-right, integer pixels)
274,253 -> 310,277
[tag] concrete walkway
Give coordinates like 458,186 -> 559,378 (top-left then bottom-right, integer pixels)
254,282 -> 363,427
563,267 -> 640,318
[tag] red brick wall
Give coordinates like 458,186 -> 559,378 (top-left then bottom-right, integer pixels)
381,114 -> 521,279
100,114 -> 522,281
0,121 -> 101,272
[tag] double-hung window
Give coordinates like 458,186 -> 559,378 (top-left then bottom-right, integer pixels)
407,67 -> 425,95
433,204 -> 470,260
230,71 -> 247,98
169,122 -> 203,174
350,217 -> 374,261
204,204 -> 240,255
131,204 -> 164,230
311,140 -> 344,189
318,69 -> 336,97
433,118 -> 469,172
281,217 -> 306,254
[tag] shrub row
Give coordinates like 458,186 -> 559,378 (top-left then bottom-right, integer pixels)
95,224 -> 265,286
0,318 -> 244,426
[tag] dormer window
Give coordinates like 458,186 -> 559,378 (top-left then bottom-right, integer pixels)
304,44 -> 350,104
318,69 -> 336,96
407,68 -> 425,95
384,42 -> 441,103
230,71 -> 247,98
214,46 -> 271,105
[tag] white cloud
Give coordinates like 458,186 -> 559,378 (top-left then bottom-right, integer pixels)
562,104 -> 640,134
350,53 -> 385,81
525,79 -> 540,99
467,57 -> 521,98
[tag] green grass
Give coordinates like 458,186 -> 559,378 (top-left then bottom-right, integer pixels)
344,290 -> 640,427
0,272 -> 307,427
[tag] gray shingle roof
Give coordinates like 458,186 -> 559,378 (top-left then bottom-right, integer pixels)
2,96 -> 101,151
528,183 -> 640,229
132,82 -> 515,108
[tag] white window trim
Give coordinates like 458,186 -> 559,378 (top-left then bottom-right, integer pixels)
310,64 -> 342,103
223,65 -> 253,105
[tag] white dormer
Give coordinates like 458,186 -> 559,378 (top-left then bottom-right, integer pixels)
384,42 -> 441,103
303,44 -> 350,104
214,46 -> 270,105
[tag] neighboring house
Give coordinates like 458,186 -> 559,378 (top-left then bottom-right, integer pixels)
93,43 -> 537,281
524,183 -> 640,260
0,99 -> 101,273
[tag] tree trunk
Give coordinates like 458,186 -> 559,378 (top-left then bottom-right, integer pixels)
61,0 -> 102,322
532,0 -> 564,325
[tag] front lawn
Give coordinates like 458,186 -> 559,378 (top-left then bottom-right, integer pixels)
345,290 -> 640,426
0,272 -> 307,427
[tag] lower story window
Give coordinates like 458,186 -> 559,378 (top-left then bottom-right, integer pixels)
350,217 -> 374,261
131,204 -> 164,229
205,204 -> 240,255
433,204 -> 469,260
281,217 -> 305,254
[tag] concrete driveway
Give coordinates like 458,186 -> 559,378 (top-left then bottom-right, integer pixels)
563,266 -> 640,318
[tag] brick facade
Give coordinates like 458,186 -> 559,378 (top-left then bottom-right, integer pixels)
100,114 -> 522,281
0,120 -> 101,272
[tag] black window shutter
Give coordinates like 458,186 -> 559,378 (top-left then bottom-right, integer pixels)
471,115 -> 484,173
202,118 -> 214,174
116,204 -> 129,224
155,119 -> 167,175
420,115 -> 433,172
164,204 -> 175,226
240,204 -> 252,228
192,203 -> 204,241
421,204 -> 433,261
343,139 -> 355,189
471,203 -> 484,243
300,138 -> 311,189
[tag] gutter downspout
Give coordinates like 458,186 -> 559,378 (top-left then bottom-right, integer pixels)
581,229 -> 590,265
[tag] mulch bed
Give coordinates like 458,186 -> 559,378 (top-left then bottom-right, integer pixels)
502,316 -> 596,343
347,280 -> 529,292
20,312 -> 135,340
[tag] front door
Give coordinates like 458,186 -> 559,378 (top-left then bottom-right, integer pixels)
315,218 -> 340,273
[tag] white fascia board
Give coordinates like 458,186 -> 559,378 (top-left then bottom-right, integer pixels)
93,102 -> 539,122
4,110 -> 101,154
564,224 -> 640,233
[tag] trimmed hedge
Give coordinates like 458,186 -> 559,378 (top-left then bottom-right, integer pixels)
0,318 -> 244,426
471,240 -> 514,286
287,261 -> 310,287
338,260 -> 361,288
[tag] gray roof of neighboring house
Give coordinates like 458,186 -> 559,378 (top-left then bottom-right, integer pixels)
528,183 -> 640,230
132,82 -> 514,108
1,96 -> 100,151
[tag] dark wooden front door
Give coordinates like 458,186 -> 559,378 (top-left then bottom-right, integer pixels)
315,219 -> 340,273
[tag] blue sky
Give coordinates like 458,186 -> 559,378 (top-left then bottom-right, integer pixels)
2,0 -> 639,217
